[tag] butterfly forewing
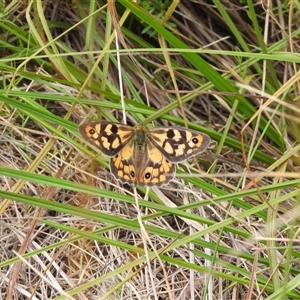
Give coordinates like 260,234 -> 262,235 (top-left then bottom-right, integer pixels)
148,127 -> 211,163
79,122 -> 134,156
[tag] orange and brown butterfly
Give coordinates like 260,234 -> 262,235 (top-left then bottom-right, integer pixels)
79,121 -> 211,187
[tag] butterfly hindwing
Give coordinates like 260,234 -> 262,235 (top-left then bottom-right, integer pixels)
109,141 -> 137,185
138,142 -> 176,186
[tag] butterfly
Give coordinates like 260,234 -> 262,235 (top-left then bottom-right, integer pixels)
79,121 -> 211,187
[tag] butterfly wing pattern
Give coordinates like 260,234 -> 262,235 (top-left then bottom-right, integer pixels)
79,122 -> 211,187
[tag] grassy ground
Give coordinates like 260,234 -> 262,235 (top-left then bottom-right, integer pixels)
0,1 -> 300,299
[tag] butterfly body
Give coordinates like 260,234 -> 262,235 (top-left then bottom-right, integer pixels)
79,122 -> 210,186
